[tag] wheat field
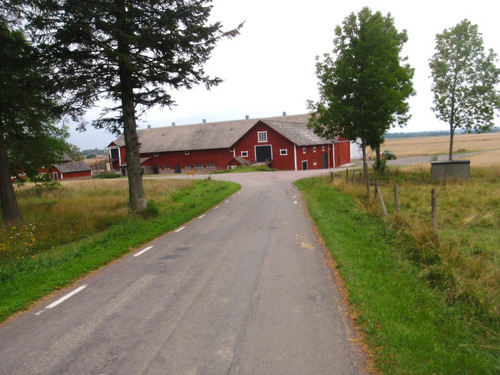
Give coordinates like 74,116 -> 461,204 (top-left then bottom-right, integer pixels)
381,132 -> 500,157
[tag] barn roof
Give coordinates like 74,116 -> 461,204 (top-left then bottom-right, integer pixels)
53,161 -> 91,174
109,114 -> 333,152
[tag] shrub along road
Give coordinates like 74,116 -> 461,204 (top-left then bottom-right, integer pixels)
0,171 -> 367,374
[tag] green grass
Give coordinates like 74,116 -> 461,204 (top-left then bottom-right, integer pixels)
0,179 -> 239,322
296,176 -> 498,375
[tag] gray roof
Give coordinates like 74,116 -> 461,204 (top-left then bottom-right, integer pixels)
54,161 -> 91,173
110,114 -> 333,152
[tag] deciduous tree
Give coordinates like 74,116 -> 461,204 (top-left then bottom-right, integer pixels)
5,0 -> 241,211
429,19 -> 500,160
308,7 -> 414,192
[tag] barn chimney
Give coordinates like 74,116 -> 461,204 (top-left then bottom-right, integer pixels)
282,111 -> 286,117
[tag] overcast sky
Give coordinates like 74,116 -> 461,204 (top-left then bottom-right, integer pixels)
68,0 -> 500,150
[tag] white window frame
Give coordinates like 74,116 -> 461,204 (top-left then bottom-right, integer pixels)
280,149 -> 288,156
257,131 -> 268,143
313,147 -> 316,153
303,147 -> 307,154
241,151 -> 249,157
322,146 -> 325,151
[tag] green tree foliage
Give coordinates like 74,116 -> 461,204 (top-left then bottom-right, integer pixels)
0,20 -> 67,224
429,19 -> 500,160
4,0 -> 241,211
308,7 -> 414,190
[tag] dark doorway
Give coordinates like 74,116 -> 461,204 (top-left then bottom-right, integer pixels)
175,164 -> 181,174
322,153 -> 328,169
302,160 -> 308,170
153,166 -> 159,174
255,145 -> 272,162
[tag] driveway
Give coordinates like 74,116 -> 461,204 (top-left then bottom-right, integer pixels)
0,169 -> 367,374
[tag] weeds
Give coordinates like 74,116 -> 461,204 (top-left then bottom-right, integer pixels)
297,175 -> 499,374
331,166 -> 500,321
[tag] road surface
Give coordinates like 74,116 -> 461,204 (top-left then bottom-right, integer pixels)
0,170 -> 367,374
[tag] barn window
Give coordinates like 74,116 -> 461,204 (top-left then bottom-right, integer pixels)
154,152 -> 159,157
303,147 -> 306,154
257,131 -> 268,143
313,147 -> 316,153
185,151 -> 190,155
185,164 -> 191,169
165,165 -> 170,169
207,163 -> 216,168
322,146 -> 325,151
241,151 -> 248,157
195,163 -> 204,169
280,149 -> 288,156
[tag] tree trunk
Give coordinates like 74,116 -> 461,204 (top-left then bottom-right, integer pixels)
361,138 -> 370,195
0,129 -> 23,223
116,0 -> 147,211
448,125 -> 454,160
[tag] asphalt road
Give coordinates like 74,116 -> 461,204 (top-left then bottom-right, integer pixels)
0,170 -> 367,375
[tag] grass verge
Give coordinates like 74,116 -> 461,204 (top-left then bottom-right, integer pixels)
296,176 -> 498,375
0,179 -> 239,323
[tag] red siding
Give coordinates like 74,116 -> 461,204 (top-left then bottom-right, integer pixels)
334,141 -> 351,166
49,167 -> 92,180
140,148 -> 233,173
232,122 -> 296,170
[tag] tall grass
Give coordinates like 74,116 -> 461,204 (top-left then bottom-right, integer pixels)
333,166 -> 499,321
1,179 -> 195,264
297,175 -> 499,374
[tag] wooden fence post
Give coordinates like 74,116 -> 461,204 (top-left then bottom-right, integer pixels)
377,183 -> 387,216
346,168 -> 349,183
432,188 -> 437,231
394,184 -> 400,215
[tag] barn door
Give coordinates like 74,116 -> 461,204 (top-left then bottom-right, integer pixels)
322,153 -> 328,169
255,145 -> 272,162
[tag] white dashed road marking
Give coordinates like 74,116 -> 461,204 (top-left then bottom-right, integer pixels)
133,246 -> 153,257
175,226 -> 186,233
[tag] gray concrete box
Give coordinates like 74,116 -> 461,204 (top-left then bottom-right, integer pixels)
431,160 -> 470,181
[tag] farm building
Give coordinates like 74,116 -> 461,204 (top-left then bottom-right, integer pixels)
50,161 -> 92,181
107,114 -> 351,175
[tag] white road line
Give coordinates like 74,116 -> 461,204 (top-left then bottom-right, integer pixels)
175,226 -> 186,233
214,206 -> 220,210
225,200 -> 229,203
46,285 -> 87,309
133,246 -> 153,257
198,214 -> 206,219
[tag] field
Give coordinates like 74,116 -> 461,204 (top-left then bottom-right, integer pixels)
377,132 -> 500,159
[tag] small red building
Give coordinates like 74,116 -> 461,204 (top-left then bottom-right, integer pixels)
108,114 -> 351,175
50,162 -> 92,181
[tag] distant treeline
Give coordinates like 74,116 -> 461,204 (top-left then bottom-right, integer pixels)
386,126 -> 500,139
81,148 -> 107,159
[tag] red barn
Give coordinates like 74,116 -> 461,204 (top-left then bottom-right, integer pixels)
108,114 -> 350,175
50,162 -> 92,181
